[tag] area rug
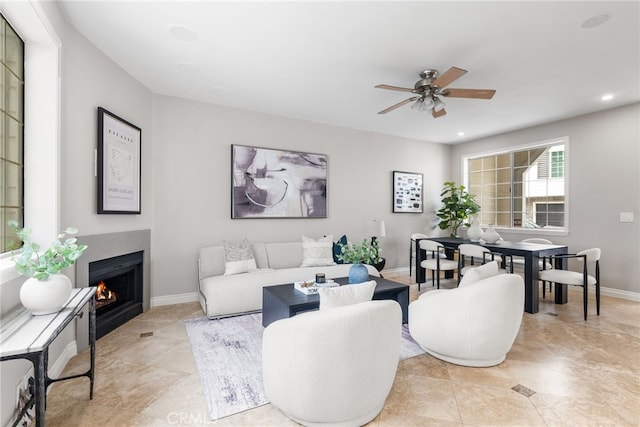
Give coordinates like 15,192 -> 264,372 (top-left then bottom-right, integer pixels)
184,312 -> 425,421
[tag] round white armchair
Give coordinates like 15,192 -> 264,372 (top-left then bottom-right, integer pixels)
262,300 -> 402,426
409,262 -> 524,367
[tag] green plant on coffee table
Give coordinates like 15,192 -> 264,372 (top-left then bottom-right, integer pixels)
436,181 -> 480,238
8,220 -> 88,280
337,238 -> 382,265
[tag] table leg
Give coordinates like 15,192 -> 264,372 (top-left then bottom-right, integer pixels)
554,256 -> 568,304
523,253 -> 539,314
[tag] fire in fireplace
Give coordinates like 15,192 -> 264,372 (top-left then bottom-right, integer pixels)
89,251 -> 144,339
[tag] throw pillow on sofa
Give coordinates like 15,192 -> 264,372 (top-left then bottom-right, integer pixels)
333,234 -> 348,264
318,280 -> 377,310
300,235 -> 337,267
223,239 -> 257,275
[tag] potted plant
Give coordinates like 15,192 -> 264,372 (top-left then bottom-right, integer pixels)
436,181 -> 480,238
8,220 -> 88,315
336,238 -> 382,283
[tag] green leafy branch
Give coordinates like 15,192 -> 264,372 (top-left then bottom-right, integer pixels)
8,220 -> 88,280
336,238 -> 382,265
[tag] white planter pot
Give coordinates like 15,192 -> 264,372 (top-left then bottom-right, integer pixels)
20,274 -> 73,315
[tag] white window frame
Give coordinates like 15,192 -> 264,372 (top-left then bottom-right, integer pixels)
0,1 -> 61,285
462,137 -> 569,237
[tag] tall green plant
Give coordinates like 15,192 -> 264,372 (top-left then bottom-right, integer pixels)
436,181 -> 480,238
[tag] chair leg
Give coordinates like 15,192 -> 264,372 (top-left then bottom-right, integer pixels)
583,284 -> 588,321
542,280 -> 546,299
596,282 -> 600,316
436,270 -> 440,290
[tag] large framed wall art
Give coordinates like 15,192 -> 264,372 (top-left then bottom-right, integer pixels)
231,145 -> 327,218
393,170 -> 423,213
97,107 -> 142,214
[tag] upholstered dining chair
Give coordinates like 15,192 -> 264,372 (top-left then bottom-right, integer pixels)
409,233 -> 429,278
539,248 -> 601,321
457,243 -> 512,283
514,238 -> 554,298
418,239 -> 458,290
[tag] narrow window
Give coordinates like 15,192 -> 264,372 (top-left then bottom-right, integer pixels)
1,14 -> 25,252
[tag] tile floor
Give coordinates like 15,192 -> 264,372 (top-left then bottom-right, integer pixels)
45,274 -> 640,426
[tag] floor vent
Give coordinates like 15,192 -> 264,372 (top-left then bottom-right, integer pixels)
140,332 -> 154,338
546,312 -> 559,317
512,384 -> 536,397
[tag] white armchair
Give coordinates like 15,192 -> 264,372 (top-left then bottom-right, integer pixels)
262,300 -> 402,426
409,262 -> 524,367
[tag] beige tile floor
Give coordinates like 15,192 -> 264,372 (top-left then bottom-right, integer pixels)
45,274 -> 640,426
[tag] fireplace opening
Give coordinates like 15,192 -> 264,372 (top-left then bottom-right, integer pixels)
89,251 -> 144,339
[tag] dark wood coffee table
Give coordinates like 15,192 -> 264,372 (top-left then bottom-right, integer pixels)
262,276 -> 409,327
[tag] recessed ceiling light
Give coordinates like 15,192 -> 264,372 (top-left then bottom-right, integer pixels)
601,94 -> 614,101
168,24 -> 198,42
457,132 -> 465,137
176,61 -> 199,73
580,13 -> 612,29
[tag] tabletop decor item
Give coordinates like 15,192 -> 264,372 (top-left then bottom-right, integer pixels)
467,214 -> 483,242
481,224 -> 502,244
8,220 -> 88,315
436,181 -> 480,238
336,238 -> 381,283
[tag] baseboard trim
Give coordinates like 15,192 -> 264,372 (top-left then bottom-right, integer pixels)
600,287 -> 640,302
151,292 -> 199,307
49,340 -> 77,379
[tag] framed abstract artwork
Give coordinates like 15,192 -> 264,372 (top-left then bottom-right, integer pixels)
231,145 -> 327,218
97,107 -> 142,214
393,171 -> 423,213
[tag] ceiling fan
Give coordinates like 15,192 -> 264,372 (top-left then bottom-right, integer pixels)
375,67 -> 496,118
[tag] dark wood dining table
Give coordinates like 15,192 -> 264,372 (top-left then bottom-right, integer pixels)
415,237 -> 568,314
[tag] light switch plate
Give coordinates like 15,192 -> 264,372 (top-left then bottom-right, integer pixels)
620,212 -> 634,222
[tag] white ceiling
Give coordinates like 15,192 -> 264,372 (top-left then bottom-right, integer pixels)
58,1 -> 640,144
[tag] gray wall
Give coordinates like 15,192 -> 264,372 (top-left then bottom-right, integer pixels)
150,95 -> 450,298
450,103 -> 640,295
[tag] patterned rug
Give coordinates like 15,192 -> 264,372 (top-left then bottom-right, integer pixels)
184,312 -> 425,421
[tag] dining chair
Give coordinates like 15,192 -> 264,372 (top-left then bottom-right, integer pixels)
539,248 -> 601,321
409,233 -> 429,278
515,238 -> 554,298
457,243 -> 512,283
418,239 -> 458,290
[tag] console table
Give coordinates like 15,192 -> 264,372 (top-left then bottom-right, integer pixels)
415,237 -> 568,314
0,287 -> 96,426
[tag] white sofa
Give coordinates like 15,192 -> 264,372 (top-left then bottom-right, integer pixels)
198,241 -> 379,318
408,262 -> 524,367
263,300 -> 401,426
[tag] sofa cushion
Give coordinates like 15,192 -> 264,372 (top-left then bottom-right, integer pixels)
459,261 -> 499,287
223,239 -> 257,275
318,280 -> 376,310
300,235 -> 337,267
333,234 -> 348,264
265,242 -> 304,269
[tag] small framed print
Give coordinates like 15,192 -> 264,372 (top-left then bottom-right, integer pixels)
97,107 -> 142,214
393,171 -> 423,213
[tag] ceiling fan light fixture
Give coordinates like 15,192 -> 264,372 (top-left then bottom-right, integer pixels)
433,96 -> 446,112
411,98 -> 424,111
423,97 -> 435,110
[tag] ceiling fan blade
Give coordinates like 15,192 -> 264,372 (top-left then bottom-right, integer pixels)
375,84 -> 415,93
442,88 -> 496,99
432,67 -> 467,88
377,97 -> 418,114
432,108 -> 447,118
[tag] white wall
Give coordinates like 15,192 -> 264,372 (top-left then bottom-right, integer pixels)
450,103 -> 640,296
150,95 -> 450,298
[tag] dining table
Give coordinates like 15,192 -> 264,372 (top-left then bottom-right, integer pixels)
415,236 -> 569,314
